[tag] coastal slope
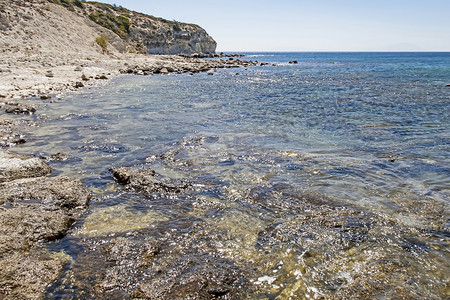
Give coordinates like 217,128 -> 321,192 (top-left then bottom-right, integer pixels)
0,0 -> 218,98
1,0 -> 216,57
81,1 -> 217,55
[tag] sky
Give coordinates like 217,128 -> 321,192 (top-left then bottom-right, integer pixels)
98,0 -> 450,52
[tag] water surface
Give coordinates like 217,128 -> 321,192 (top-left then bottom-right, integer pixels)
12,52 -> 450,299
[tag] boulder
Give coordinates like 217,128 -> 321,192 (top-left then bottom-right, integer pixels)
159,67 -> 169,75
0,151 -> 51,183
4,103 -> 36,114
74,81 -> 84,88
0,176 -> 91,299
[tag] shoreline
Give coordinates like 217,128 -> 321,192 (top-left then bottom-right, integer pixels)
0,52 -> 265,298
0,53 -> 264,100
0,52 -> 449,299
0,52 -> 264,147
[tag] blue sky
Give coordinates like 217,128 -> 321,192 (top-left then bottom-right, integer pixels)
98,0 -> 450,52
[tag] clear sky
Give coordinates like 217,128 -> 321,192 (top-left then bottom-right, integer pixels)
98,0 -> 450,52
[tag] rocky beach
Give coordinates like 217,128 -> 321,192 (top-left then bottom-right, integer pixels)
0,0 -> 262,298
1,1 -> 449,300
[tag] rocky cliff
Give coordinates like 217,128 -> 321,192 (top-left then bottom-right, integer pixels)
0,0 -> 216,57
61,0 -> 217,55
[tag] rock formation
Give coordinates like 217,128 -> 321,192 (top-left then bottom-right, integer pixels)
0,151 -> 92,299
0,0 -> 216,57
58,0 -> 217,55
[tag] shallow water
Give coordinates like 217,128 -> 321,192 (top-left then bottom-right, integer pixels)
12,52 -> 450,298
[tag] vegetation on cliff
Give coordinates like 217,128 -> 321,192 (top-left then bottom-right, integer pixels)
45,0 -> 216,55
48,0 -> 84,9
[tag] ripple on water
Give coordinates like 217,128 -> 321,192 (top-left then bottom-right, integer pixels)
9,53 -> 449,299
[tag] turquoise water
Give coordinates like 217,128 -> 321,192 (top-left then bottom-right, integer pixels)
22,52 -> 449,205
12,52 -> 450,298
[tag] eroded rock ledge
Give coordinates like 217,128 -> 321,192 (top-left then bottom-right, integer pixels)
0,150 -> 91,299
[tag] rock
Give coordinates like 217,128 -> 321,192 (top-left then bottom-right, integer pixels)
74,66 -> 83,72
446,84 -> 450,87
130,21 -> 216,55
74,81 -> 84,88
159,67 -> 169,75
0,247 -> 70,300
40,152 -> 70,162
40,94 -> 51,100
0,151 -> 51,183
45,71 -> 54,78
0,176 -> 91,299
81,74 -> 89,81
165,66 -> 176,73
4,103 -> 36,114
110,166 -> 190,195
0,120 -> 30,148
98,74 -> 108,80
0,176 -> 91,212
207,72 -> 214,76
289,60 -> 298,64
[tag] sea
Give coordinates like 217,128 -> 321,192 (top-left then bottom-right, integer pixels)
12,52 -> 450,298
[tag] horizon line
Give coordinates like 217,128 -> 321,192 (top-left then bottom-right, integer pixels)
217,50 -> 450,53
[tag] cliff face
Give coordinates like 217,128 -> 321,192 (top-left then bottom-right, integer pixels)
129,18 -> 217,55
0,0 -> 216,57
79,1 -> 217,55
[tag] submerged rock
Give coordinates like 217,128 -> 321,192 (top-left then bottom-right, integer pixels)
110,166 -> 190,195
40,152 -> 71,162
53,218 -> 249,299
133,255 -> 245,299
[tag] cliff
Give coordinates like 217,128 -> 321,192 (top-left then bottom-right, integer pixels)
0,0 -> 217,57
82,1 -> 217,55
61,0 -> 217,55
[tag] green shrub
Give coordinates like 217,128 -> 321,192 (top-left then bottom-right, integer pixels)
89,12 -> 130,37
48,0 -> 84,9
95,34 -> 108,53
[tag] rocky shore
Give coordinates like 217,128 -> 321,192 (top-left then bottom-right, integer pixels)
0,0 -> 264,100
0,54 -> 263,297
0,54 -> 265,101
0,151 -> 91,298
0,0 -> 276,297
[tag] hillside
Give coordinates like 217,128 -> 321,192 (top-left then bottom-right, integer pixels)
0,0 -> 217,57
79,1 -> 217,55
0,0 -> 222,99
